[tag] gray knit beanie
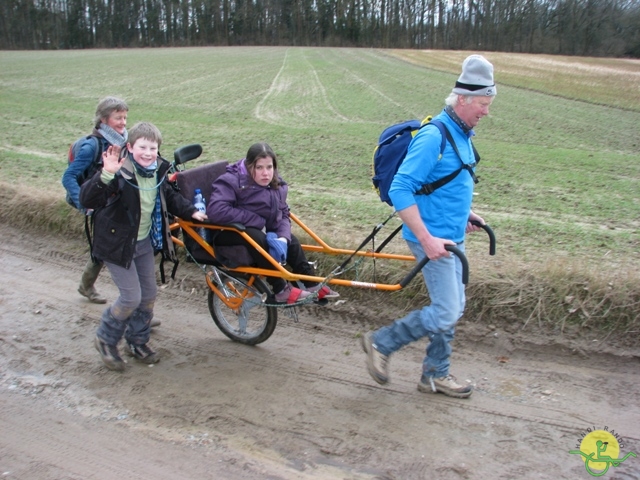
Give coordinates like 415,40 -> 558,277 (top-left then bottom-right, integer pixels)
452,55 -> 497,97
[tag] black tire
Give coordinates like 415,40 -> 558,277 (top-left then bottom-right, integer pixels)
207,274 -> 277,345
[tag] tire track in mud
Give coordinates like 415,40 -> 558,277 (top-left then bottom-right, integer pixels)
0,394 -> 207,480
4,240 -> 635,439
0,387 -> 320,480
161,329 -> 621,436
3,234 -> 640,480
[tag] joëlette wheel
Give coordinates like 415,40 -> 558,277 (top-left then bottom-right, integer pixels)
207,274 -> 277,345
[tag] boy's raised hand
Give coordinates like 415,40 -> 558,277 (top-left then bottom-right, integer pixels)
102,145 -> 124,174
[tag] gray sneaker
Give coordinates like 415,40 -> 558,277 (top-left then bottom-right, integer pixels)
94,336 -> 125,372
418,374 -> 472,398
361,331 -> 389,384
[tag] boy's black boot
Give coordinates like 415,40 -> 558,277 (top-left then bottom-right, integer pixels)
127,343 -> 159,364
94,336 -> 125,372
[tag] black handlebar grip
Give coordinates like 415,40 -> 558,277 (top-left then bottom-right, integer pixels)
446,245 -> 469,284
399,244 -> 469,288
470,220 -> 496,256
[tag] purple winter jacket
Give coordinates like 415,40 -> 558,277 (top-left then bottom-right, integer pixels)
206,159 -> 292,241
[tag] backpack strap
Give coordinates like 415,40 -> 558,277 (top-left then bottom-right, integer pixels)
75,135 -> 103,186
158,252 -> 180,284
415,120 -> 480,196
85,212 -> 100,264
78,134 -> 102,162
88,135 -> 103,177
84,214 -> 92,251
90,135 -> 102,163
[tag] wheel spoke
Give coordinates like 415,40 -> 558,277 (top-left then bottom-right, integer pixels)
208,272 -> 278,345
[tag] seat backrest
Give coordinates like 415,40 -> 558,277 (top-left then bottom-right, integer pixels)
174,160 -> 255,268
175,160 -> 229,204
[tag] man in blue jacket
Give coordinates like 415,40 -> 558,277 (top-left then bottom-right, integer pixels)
362,55 -> 497,398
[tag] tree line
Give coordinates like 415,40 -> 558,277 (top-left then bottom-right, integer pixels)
2,0 -> 639,57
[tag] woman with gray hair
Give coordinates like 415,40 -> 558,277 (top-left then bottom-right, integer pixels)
62,96 -> 129,305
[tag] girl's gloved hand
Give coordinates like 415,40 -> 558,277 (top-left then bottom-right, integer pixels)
266,232 -> 288,264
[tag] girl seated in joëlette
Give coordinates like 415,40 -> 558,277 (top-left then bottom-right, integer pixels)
206,142 -> 339,304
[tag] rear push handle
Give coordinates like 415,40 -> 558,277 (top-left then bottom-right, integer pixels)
398,221 -> 496,288
470,220 -> 496,256
399,245 -> 469,287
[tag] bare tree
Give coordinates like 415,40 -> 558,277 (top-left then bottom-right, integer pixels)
1,0 -> 638,56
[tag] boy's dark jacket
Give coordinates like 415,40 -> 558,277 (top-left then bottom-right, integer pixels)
79,155 -> 197,269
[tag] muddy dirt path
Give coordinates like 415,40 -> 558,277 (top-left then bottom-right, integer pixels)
1,225 -> 639,479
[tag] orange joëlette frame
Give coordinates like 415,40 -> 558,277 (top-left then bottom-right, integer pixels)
170,211 -> 418,292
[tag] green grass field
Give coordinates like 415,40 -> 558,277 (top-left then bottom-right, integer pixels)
1,47 -> 638,339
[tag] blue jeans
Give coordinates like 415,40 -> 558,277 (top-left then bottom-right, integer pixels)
97,237 -> 157,346
373,240 -> 466,378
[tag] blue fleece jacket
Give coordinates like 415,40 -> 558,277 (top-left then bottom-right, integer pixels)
388,109 -> 476,244
62,135 -> 108,209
